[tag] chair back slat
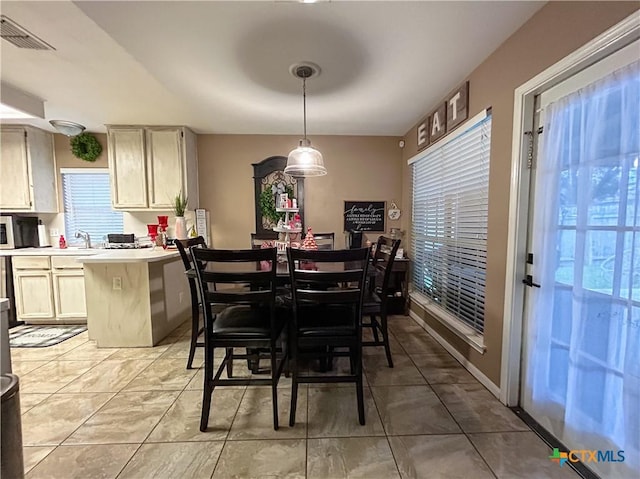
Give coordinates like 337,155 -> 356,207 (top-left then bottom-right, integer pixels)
195,247 -> 277,263
200,270 -> 273,285
296,289 -> 362,304
205,289 -> 272,305
289,247 -> 369,263
290,269 -> 363,284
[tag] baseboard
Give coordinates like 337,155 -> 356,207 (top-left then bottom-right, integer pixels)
408,310 -> 501,399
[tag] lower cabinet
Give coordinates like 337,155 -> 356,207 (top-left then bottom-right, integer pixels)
13,255 -> 87,324
14,269 -> 54,321
51,256 -> 86,320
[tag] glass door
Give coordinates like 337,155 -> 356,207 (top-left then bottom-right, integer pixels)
520,41 -> 639,478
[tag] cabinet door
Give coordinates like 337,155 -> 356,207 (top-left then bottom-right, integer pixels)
52,270 -> 86,319
0,127 -> 32,209
146,127 -> 184,209
108,128 -> 148,208
14,270 -> 54,320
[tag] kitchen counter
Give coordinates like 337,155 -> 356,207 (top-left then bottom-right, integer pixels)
0,247 -> 100,257
76,248 -> 180,263
0,247 -> 180,263
81,249 -> 188,347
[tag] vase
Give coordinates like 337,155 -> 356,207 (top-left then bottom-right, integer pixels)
174,216 -> 187,240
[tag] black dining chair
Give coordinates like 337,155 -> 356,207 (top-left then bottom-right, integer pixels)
313,232 -> 335,250
175,237 -> 208,370
287,247 -> 370,426
362,236 -> 401,368
191,246 -> 288,431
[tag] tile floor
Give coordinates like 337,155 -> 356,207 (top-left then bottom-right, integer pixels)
10,315 -> 580,479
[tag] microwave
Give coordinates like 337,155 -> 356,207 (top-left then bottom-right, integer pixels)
0,215 -> 39,249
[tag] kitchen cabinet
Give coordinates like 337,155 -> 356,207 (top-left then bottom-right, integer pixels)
0,125 -> 57,212
12,256 -> 54,321
12,255 -> 86,324
51,256 -> 86,319
107,126 -> 198,210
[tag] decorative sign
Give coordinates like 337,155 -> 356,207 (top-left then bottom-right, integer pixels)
417,81 -> 469,151
387,202 -> 401,220
344,201 -> 386,232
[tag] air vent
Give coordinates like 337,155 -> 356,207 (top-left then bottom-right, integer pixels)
0,15 -> 55,50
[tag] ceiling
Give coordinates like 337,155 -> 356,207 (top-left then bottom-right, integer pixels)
0,1 -> 544,136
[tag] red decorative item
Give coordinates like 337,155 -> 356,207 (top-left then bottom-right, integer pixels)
59,235 -> 67,249
157,215 -> 169,228
260,240 -> 274,271
301,228 -> 318,250
300,228 -> 317,270
147,224 -> 158,241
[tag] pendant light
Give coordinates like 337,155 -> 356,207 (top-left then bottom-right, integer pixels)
285,63 -> 327,177
49,120 -> 86,137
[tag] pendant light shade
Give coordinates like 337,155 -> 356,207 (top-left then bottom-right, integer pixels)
285,63 -> 327,177
286,138 -> 326,177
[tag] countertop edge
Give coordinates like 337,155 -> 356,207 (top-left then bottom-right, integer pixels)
0,248 -> 180,263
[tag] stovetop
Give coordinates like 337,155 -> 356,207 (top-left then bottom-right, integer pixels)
104,243 -> 152,249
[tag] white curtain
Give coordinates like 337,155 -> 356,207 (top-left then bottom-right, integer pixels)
527,60 -> 639,477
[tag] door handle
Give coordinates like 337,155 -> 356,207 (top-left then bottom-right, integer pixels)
522,275 -> 541,288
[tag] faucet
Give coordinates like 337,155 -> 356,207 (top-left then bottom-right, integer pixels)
75,230 -> 91,249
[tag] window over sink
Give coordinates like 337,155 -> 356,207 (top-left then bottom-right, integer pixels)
61,168 -> 123,246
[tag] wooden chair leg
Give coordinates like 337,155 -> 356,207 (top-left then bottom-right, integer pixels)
289,357 -> 298,427
349,346 -> 356,375
186,309 -> 200,369
380,314 -> 394,368
200,346 -> 214,432
271,349 -> 279,430
356,349 -> 365,425
370,315 -> 380,343
225,348 -> 234,377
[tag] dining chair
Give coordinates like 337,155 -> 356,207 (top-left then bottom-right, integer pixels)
175,236 -> 208,369
250,233 -> 274,249
287,247 -> 370,426
362,236 -> 401,367
313,232 -> 335,250
191,246 -> 288,431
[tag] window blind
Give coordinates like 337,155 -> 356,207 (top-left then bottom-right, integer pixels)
62,169 -> 123,244
411,114 -> 492,333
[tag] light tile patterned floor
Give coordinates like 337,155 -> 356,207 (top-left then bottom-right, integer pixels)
11,316 -> 580,479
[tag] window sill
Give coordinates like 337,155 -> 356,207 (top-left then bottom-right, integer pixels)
409,292 -> 486,354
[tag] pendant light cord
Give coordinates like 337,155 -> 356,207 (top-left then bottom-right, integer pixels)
302,76 -> 307,141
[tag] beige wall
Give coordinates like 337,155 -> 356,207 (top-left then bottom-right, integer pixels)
53,132 -> 109,207
197,134 -> 403,249
401,2 -> 639,386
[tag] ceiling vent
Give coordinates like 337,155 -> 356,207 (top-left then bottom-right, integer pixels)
0,15 -> 55,50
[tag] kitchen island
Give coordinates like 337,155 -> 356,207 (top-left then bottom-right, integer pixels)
77,248 -> 189,347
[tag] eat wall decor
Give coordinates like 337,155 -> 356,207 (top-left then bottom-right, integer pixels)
416,81 -> 469,151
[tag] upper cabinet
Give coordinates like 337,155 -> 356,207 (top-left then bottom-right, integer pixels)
0,125 -> 57,213
107,126 -> 198,210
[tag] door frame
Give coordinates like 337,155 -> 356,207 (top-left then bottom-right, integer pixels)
500,12 -> 640,406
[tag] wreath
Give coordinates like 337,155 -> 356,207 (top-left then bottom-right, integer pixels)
70,133 -> 102,162
260,184 -> 294,224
